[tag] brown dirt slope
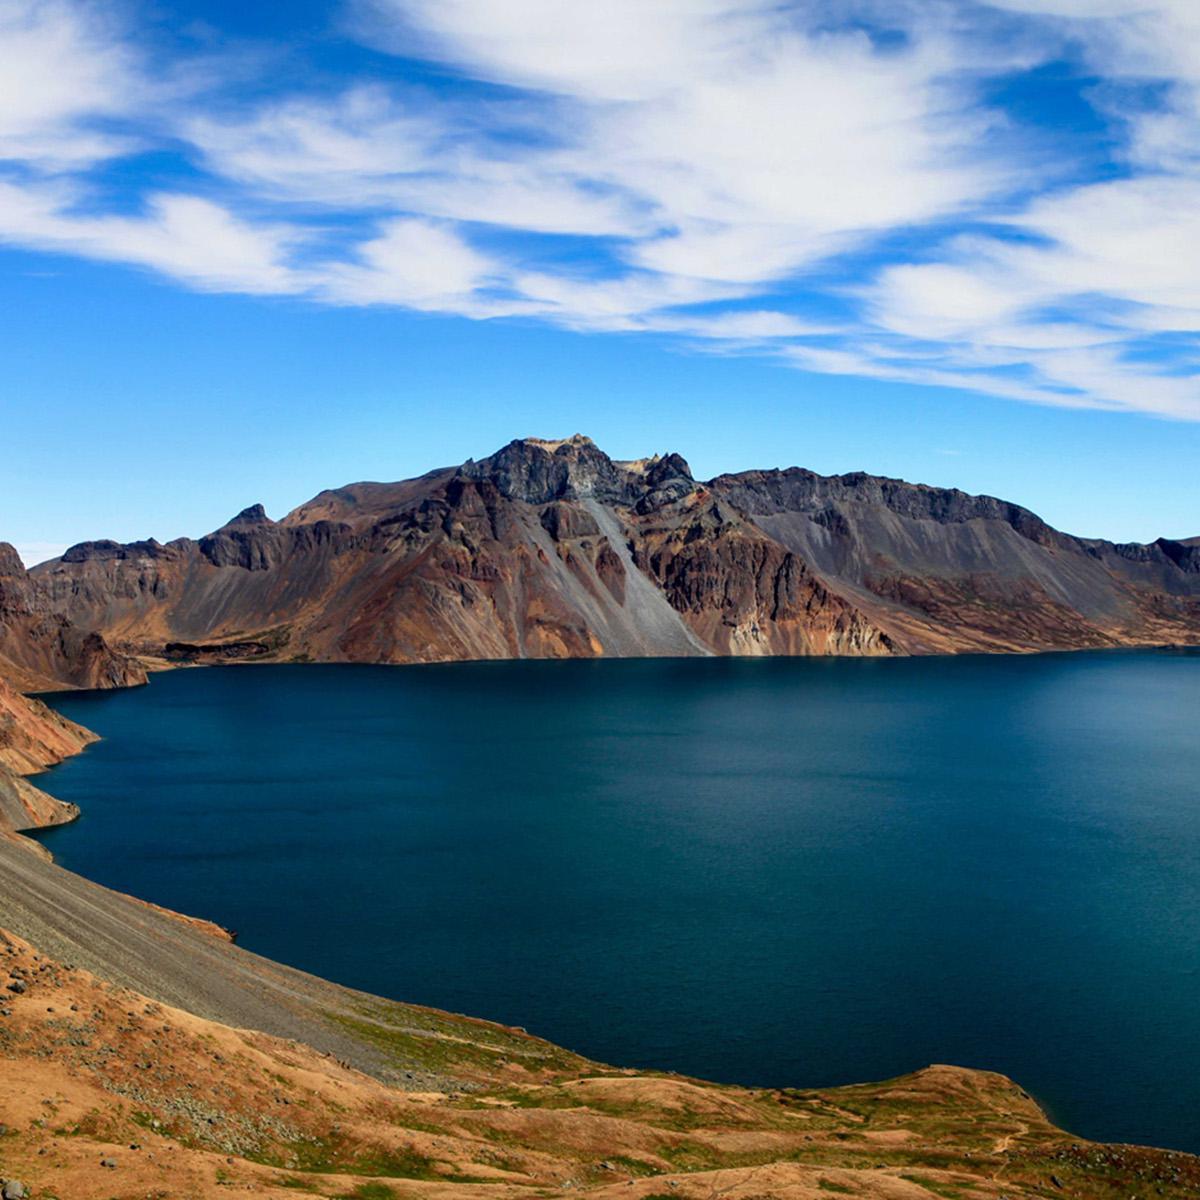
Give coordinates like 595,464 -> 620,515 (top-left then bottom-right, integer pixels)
0,674 -> 94,776
1,923 -> 1198,1200
0,673 -> 92,857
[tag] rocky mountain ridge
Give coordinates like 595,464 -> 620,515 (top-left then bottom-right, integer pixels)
22,435 -> 1199,667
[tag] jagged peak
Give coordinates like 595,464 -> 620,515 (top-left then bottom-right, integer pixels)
615,451 -> 691,478
222,504 -> 273,529
460,435 -> 695,508
615,453 -> 659,473
646,452 -> 693,483
461,435 -> 619,504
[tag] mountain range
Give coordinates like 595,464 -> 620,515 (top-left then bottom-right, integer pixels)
6,434 -> 1197,690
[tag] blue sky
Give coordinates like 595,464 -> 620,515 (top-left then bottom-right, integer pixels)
2,0 -> 1199,562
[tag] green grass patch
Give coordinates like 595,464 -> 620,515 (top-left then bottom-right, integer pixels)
336,1185 -> 397,1200
249,1133 -> 440,1181
604,1154 -> 661,1178
324,997 -> 587,1078
899,1173 -> 969,1198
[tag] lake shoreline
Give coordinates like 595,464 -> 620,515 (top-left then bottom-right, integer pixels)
18,650 -> 1200,1156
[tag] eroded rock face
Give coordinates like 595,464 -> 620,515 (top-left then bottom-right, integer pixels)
0,544 -> 25,578
632,492 -> 893,656
17,436 -> 1200,668
1155,538 -> 1200,574
707,466 -> 1200,653
714,467 -> 1060,545
61,538 -> 176,563
0,672 -> 94,775
635,451 -> 697,513
0,544 -> 147,693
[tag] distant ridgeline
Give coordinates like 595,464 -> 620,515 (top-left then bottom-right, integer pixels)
5,434 -> 1200,684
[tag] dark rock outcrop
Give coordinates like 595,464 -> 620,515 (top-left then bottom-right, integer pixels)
461,435 -> 644,505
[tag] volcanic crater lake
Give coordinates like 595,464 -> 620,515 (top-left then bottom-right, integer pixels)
38,651 -> 1200,1152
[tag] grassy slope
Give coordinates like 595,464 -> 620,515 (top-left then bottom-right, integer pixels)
3,927 -> 1199,1200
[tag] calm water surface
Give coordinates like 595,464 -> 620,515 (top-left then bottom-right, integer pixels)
39,652 -> 1200,1152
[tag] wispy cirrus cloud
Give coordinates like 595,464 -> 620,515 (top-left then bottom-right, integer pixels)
0,0 -> 142,169
0,0 -> 1198,418
851,1 -> 1200,416
0,180 -> 304,293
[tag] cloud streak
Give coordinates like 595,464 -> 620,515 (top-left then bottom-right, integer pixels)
0,0 -> 1197,417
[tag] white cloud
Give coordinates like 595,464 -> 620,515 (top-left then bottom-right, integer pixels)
856,171 -> 1200,417
823,0 -> 1200,417
0,181 -> 305,293
638,309 -> 841,340
356,0 -> 777,104
0,0 -> 1196,419
188,88 -> 652,237
0,0 -> 143,169
317,216 -> 497,308
869,261 -> 1031,341
367,0 -> 1010,286
504,268 -> 744,328
985,0 -> 1200,170
187,87 -> 440,199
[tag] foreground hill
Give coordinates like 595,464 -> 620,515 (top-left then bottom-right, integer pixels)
2,849 -> 1198,1199
27,435 -> 1200,666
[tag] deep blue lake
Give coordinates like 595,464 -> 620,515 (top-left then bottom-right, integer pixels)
38,652 -> 1200,1153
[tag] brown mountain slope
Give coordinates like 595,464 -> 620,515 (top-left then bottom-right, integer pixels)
0,674 -> 93,776
24,435 -> 1200,666
0,542 -> 147,693
713,468 -> 1200,653
0,670 -> 94,856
